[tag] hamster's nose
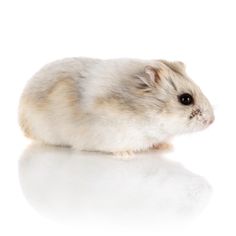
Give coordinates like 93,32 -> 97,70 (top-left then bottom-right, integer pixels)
202,116 -> 214,127
207,116 -> 215,126
209,117 -> 214,125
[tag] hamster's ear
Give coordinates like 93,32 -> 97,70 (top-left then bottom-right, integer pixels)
160,60 -> 186,75
173,61 -> 186,72
136,66 -> 163,87
173,61 -> 185,68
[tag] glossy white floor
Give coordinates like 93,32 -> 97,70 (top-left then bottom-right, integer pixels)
1,1 -> 236,235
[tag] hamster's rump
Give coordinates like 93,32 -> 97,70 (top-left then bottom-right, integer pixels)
19,58 -> 100,145
19,57 -> 214,154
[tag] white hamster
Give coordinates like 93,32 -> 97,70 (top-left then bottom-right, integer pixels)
19,58 -> 214,156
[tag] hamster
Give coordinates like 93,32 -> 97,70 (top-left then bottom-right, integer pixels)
19,58 -> 214,156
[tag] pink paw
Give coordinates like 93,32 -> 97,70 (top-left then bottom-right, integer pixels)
112,150 -> 135,160
152,142 -> 173,152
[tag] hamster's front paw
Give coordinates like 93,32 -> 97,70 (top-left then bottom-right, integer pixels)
152,142 -> 173,152
112,150 -> 135,160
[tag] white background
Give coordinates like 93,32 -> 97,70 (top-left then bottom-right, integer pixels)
0,0 -> 236,235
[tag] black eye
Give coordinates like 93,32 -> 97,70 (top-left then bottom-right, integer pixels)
178,93 -> 194,106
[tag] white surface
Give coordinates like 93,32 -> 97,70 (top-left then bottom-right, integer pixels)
19,144 -> 212,221
0,0 -> 236,235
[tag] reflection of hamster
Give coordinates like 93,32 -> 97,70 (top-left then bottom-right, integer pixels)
19,58 -> 214,156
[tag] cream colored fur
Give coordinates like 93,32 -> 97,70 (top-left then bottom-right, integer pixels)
19,58 -> 214,155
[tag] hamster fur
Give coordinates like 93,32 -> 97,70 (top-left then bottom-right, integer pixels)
19,58 -> 214,155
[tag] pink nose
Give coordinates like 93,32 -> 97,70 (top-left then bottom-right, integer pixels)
203,117 -> 214,126
208,117 -> 215,125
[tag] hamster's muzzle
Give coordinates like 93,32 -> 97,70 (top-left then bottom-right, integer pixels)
201,114 -> 215,128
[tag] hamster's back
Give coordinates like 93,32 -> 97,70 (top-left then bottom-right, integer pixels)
22,57 -> 101,100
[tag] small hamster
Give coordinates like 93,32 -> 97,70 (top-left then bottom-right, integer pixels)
19,58 -> 214,156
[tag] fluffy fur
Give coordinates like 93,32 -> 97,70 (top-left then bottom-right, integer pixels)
19,58 -> 214,155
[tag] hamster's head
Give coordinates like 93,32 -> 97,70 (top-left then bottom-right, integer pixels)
135,60 -> 214,135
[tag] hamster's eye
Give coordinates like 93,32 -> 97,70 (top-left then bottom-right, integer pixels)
178,93 -> 194,106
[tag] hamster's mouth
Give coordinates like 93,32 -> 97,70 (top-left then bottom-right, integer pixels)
189,117 -> 214,132
193,112 -> 214,129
